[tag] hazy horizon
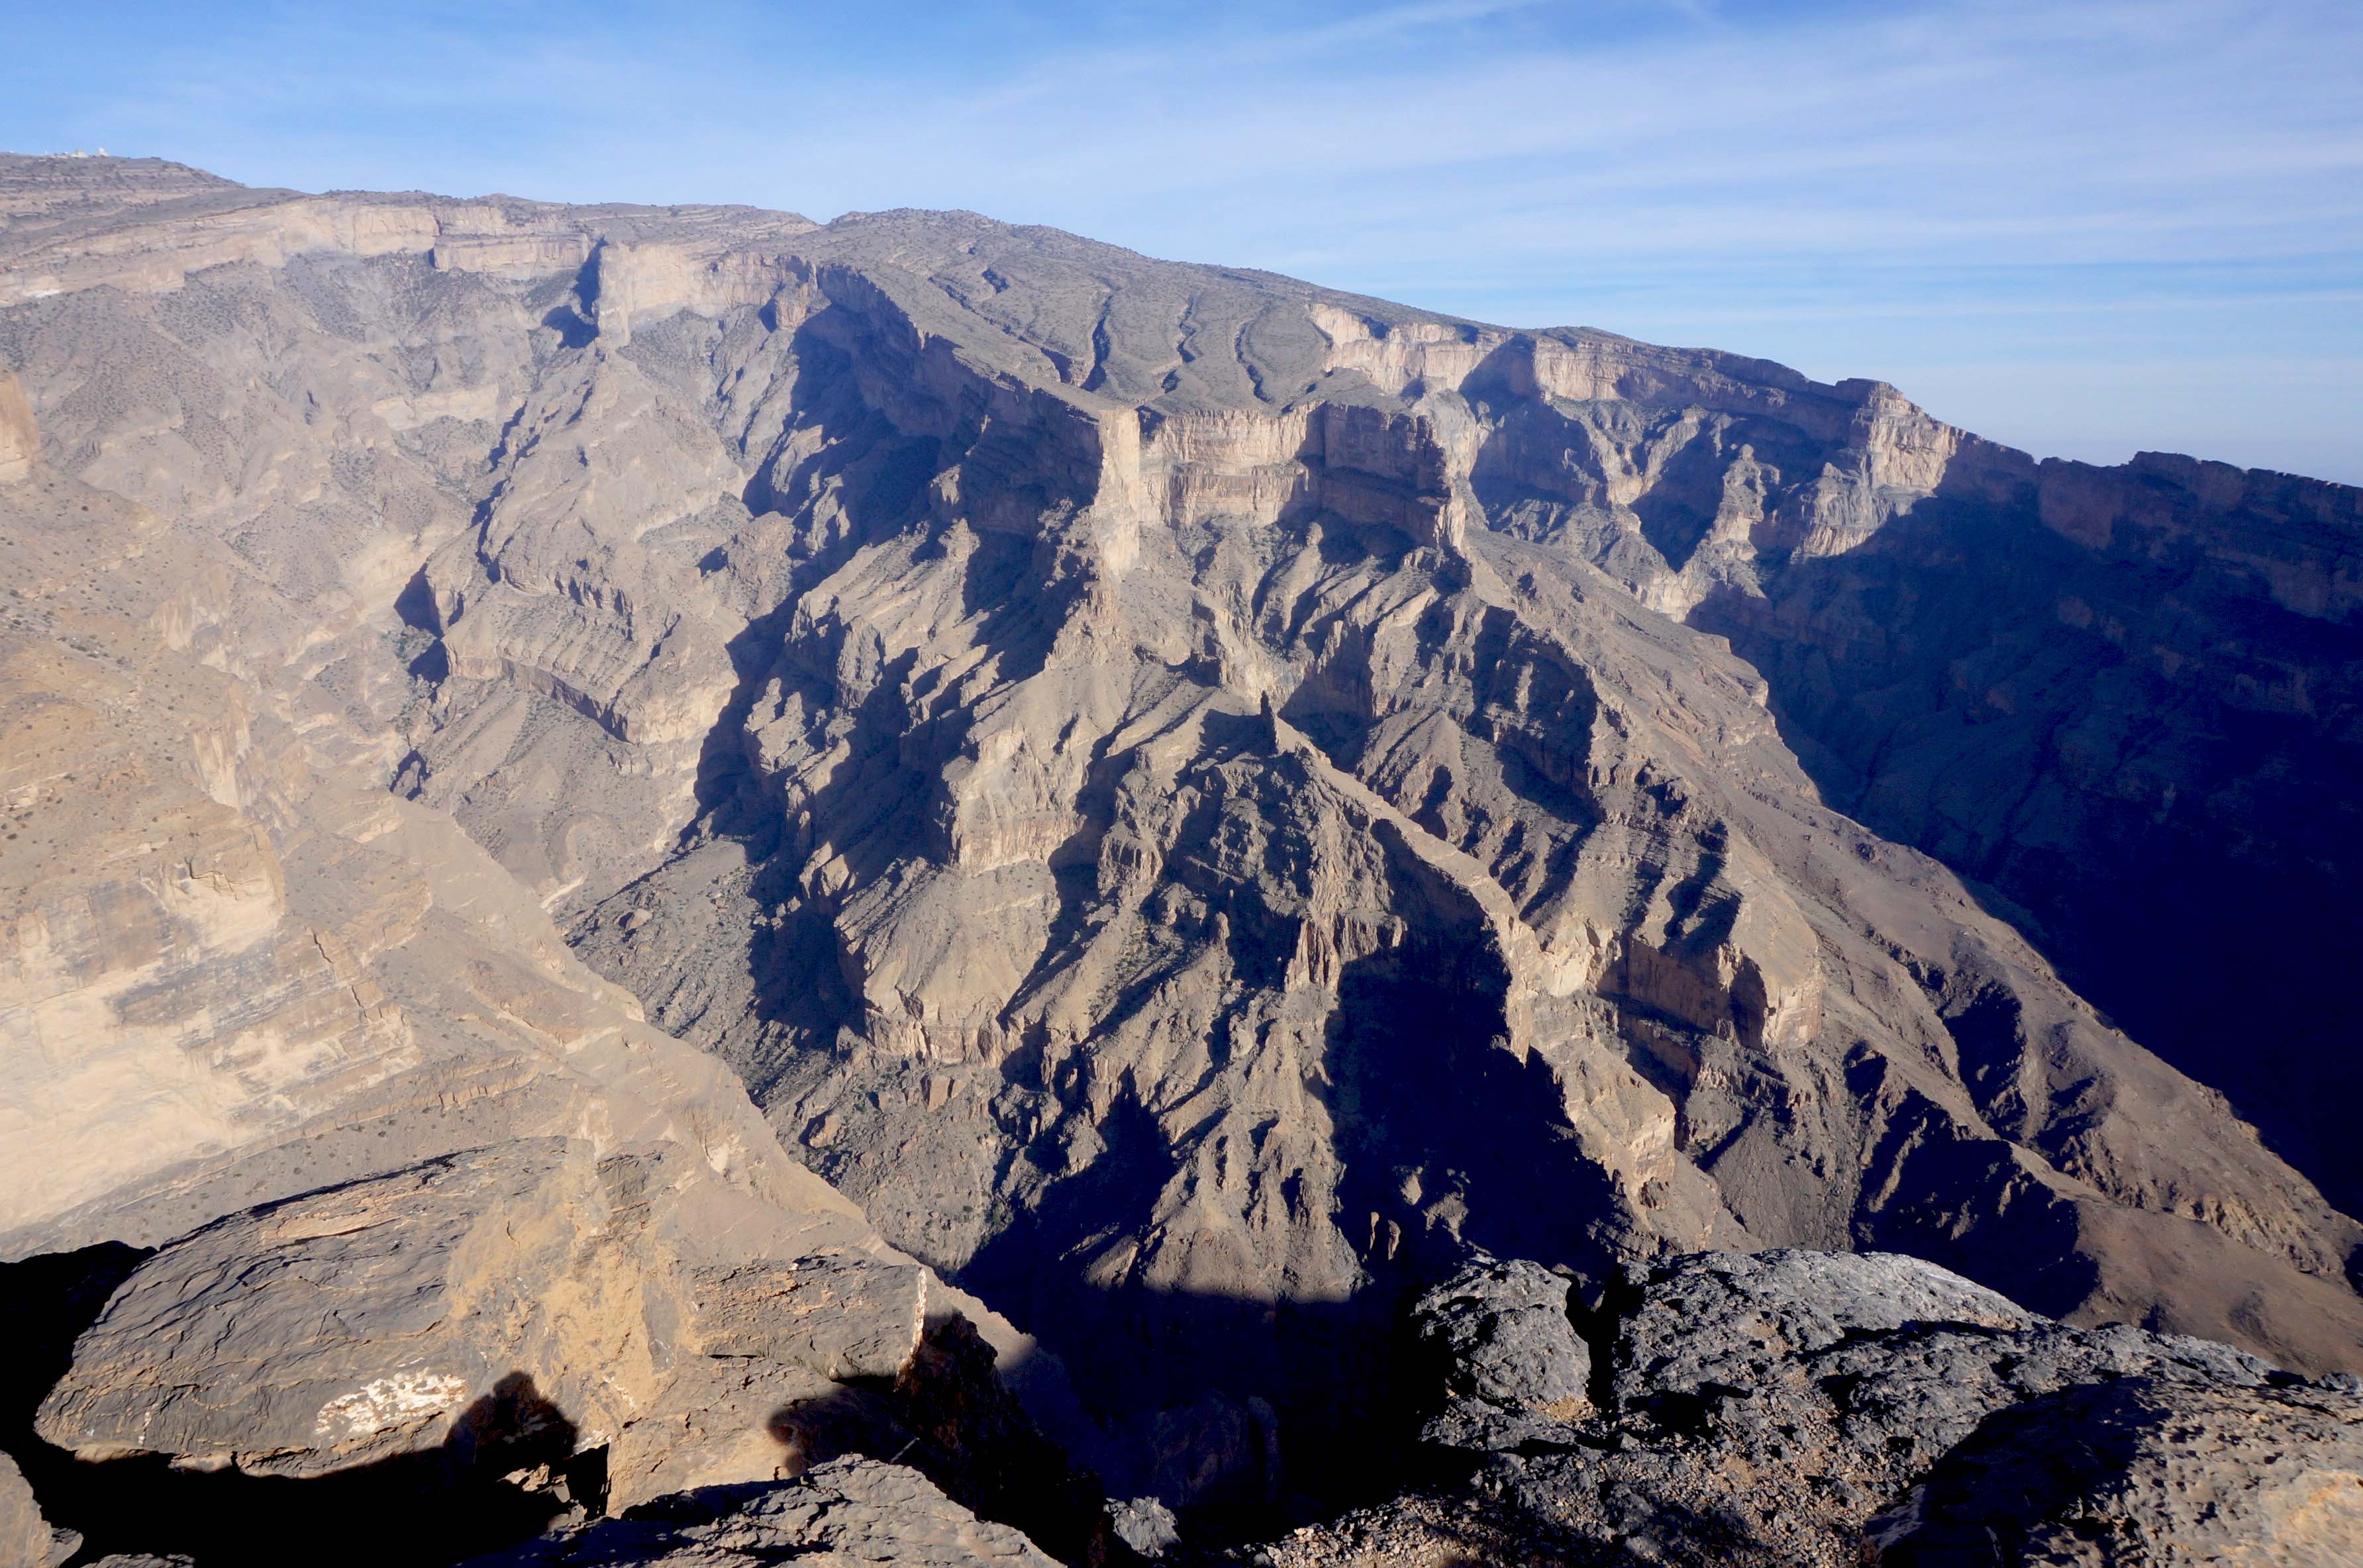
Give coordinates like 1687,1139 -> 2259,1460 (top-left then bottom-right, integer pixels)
8,0 -> 2358,483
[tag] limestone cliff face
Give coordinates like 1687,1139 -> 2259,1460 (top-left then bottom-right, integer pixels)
0,464 -> 847,1261
5,155 -> 2361,1521
0,169 -> 1083,1561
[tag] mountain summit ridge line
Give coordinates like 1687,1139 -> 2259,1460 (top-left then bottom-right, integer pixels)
3,150 -> 2360,1545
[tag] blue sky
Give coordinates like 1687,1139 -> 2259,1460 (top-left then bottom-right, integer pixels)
7,1 -> 2359,482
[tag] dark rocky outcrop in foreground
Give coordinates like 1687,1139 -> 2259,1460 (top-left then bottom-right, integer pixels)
466,1456 -> 1058,1568
1246,1248 -> 2363,1566
418,1246 -> 2363,1565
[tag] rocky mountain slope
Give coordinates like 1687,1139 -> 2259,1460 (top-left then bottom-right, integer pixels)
3,152 -> 2361,1561
0,158 -> 1099,1567
1692,454 -> 2363,1216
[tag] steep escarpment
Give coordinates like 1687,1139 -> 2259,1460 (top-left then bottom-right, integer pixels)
1690,453 -> 2363,1218
5,154 -> 2362,1551
555,266 -> 2363,1502
0,166 -> 1096,1565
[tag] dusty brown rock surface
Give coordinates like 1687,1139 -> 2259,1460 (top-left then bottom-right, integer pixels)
29,1140 -> 949,1507
0,1449 -> 79,1568
467,1456 -> 1058,1568
4,151 -> 2362,1554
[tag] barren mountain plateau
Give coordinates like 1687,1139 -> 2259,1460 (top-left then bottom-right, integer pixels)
2,153 -> 2360,1565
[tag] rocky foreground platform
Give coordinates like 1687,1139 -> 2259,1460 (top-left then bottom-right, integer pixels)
1250,1249 -> 2363,1565
19,1238 -> 2354,1565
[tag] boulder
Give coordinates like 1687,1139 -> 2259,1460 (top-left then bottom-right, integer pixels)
1254,1248 -> 2363,1567
1409,1255 -> 1589,1449
1109,1495 -> 1181,1559
34,1142 -> 942,1504
1870,1377 -> 2363,1565
465,1457 -> 1057,1567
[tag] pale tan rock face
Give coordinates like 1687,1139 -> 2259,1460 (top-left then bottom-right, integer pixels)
0,160 -> 1075,1557
0,465 -> 855,1260
3,154 -> 2361,1534
31,1140 -> 944,1510
0,1451 -> 79,1568
0,376 -> 32,483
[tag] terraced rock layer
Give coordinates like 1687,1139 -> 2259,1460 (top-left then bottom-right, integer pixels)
3,152 -> 2360,1528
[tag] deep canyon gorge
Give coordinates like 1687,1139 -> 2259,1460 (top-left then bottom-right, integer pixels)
3,154 -> 2360,1566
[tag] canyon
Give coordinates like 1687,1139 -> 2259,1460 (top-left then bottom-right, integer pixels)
2,154 -> 2360,1565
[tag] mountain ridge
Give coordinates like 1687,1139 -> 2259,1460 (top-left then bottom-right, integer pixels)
3,152 -> 2360,1548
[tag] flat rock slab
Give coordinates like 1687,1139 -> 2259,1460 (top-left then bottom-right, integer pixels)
36,1140 -> 604,1475
1611,1248 -> 2038,1402
31,1140 -> 940,1496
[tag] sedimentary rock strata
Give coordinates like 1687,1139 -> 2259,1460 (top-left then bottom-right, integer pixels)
3,151 -> 2362,1561
0,158 -> 1085,1565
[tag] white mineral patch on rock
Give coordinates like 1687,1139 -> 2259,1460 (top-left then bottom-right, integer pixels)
312,1371 -> 471,1438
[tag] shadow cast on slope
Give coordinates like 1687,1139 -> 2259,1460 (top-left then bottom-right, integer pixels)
766,1312 -> 1115,1565
658,295 -> 1102,1069
1689,468 -> 2363,1219
953,908 -> 1633,1542
683,511 -> 1646,1539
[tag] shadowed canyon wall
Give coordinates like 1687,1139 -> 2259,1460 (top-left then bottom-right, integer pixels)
3,155 -> 2360,1525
